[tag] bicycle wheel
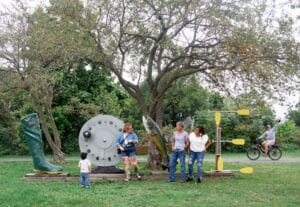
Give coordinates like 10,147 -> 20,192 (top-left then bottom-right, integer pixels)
268,146 -> 282,160
246,147 -> 261,160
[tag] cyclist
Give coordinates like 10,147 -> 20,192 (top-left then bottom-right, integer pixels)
256,120 -> 281,155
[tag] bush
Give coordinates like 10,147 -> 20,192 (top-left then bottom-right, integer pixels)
280,143 -> 299,151
0,126 -> 14,155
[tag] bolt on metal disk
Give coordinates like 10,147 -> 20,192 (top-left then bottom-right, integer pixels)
79,115 -> 124,166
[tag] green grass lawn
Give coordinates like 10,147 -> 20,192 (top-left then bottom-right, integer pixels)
0,161 -> 299,207
1,150 -> 299,159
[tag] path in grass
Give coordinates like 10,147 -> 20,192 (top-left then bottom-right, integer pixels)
1,156 -> 299,163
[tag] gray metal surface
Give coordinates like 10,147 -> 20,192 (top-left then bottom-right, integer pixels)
79,115 -> 124,166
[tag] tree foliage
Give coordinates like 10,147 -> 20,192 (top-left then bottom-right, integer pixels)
36,0 -> 299,125
1,0 -> 299,159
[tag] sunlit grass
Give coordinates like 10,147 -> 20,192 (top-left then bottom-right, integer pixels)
0,160 -> 299,207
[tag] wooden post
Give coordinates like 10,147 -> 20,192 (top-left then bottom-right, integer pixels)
214,111 -> 223,170
215,126 -> 222,170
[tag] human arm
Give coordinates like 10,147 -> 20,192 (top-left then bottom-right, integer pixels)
88,161 -> 92,173
205,138 -> 212,152
116,133 -> 125,151
171,132 -> 175,151
127,133 -> 139,144
186,137 -> 190,154
271,120 -> 281,132
256,132 -> 266,141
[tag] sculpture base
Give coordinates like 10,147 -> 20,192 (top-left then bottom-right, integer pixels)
23,172 -> 70,181
92,166 -> 124,174
204,170 -> 234,178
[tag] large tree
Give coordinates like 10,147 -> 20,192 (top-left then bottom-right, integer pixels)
2,0 -> 299,168
43,0 -> 299,122
46,0 -> 299,168
0,1 -> 91,163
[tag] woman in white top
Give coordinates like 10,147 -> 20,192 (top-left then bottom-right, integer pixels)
186,126 -> 211,183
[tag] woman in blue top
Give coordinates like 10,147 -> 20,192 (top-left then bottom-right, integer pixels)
116,123 -> 141,182
169,121 -> 189,183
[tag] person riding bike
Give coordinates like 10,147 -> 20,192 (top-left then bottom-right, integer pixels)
256,120 -> 281,156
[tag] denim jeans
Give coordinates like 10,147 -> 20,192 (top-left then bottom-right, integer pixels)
169,149 -> 186,182
80,172 -> 90,188
188,151 -> 205,180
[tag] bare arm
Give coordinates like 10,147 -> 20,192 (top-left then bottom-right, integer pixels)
171,137 -> 175,151
256,132 -> 266,141
205,139 -> 212,151
186,138 -> 190,154
272,121 -> 281,132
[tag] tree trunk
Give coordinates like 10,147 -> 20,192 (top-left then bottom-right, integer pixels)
31,93 -> 65,164
147,139 -> 162,170
45,104 -> 64,163
45,103 -> 61,148
155,99 -> 164,128
146,99 -> 165,170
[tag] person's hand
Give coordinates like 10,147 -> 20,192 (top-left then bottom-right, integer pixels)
119,146 -> 124,151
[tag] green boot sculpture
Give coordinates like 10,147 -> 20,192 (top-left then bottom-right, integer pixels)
21,113 -> 63,174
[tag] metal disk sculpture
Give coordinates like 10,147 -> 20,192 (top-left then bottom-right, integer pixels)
78,115 -> 124,173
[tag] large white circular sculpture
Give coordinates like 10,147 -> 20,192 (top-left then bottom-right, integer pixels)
79,115 -> 124,166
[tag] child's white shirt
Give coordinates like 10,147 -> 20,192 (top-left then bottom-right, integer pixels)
78,159 -> 91,173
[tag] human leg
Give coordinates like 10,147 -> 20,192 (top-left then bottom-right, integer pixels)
169,151 -> 178,182
80,173 -> 85,187
196,152 -> 205,181
188,151 -> 196,180
262,141 -> 268,155
123,156 -> 130,181
129,154 -> 141,180
178,150 -> 186,182
82,173 -> 90,188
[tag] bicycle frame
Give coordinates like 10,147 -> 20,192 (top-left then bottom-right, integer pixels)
256,143 -> 266,154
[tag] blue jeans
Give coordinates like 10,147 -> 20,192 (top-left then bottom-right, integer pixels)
169,149 -> 186,182
188,151 -> 205,180
80,172 -> 90,188
120,148 -> 137,157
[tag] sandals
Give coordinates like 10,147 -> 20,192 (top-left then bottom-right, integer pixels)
125,176 -> 141,181
125,174 -> 141,181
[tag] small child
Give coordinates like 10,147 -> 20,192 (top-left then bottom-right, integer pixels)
78,152 -> 92,189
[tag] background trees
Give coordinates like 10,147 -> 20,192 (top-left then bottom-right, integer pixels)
42,0 -> 299,124
0,0 -> 299,166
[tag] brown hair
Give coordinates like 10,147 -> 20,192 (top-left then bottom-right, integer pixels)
123,123 -> 133,132
198,126 -> 206,135
176,121 -> 184,128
